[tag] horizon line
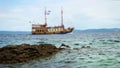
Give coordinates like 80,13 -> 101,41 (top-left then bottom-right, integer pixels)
0,28 -> 120,32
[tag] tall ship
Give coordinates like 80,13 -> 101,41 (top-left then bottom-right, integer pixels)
32,8 -> 74,34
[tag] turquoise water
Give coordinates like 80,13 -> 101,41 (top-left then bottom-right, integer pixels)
0,32 -> 120,68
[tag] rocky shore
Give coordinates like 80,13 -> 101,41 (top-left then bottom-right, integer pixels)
0,44 -> 63,64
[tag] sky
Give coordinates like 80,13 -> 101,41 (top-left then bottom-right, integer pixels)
0,0 -> 120,31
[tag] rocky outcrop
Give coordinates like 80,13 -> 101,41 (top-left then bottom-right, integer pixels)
59,43 -> 70,48
0,44 -> 63,64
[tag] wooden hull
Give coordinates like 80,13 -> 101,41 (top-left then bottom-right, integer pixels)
32,28 -> 74,35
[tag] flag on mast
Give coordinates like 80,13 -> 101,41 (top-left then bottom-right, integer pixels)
45,8 -> 51,15
46,10 -> 51,15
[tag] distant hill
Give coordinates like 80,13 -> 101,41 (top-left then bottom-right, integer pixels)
0,31 -> 31,34
74,28 -> 120,32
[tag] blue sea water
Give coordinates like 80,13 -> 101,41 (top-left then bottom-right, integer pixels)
0,32 -> 120,68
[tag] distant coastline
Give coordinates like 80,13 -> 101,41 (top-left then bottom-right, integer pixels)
74,28 -> 120,33
0,31 -> 31,34
0,28 -> 120,34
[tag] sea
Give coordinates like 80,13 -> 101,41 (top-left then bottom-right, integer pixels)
0,31 -> 120,68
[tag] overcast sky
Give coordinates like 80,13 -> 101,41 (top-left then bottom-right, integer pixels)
0,0 -> 120,31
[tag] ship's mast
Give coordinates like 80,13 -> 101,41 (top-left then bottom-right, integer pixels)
44,7 -> 47,26
61,7 -> 64,28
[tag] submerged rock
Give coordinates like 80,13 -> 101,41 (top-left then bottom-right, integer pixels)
81,45 -> 91,48
74,43 -> 79,45
73,48 -> 80,50
0,44 -> 63,64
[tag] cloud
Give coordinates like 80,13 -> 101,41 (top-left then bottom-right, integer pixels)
0,0 -> 120,31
